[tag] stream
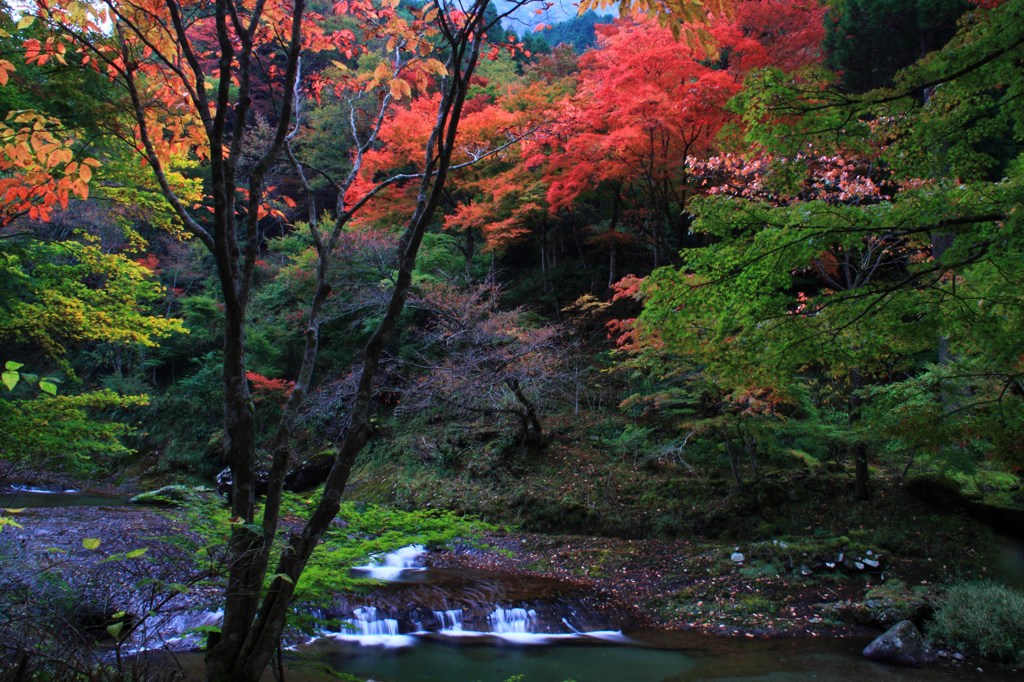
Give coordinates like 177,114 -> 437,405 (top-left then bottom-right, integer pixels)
5,488 -> 1020,681
273,545 -> 1014,681
0,484 -> 132,507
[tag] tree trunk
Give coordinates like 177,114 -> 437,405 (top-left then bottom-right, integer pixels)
506,377 -> 544,452
849,368 -> 871,500
854,442 -> 870,500
207,7 -> 491,678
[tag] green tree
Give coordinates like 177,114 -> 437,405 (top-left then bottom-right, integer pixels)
0,239 -> 183,469
625,0 -> 1024,495
824,0 -> 970,92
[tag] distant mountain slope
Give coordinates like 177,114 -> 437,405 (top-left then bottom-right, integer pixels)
496,0 -> 616,35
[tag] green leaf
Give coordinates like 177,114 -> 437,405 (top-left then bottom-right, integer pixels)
19,373 -> 37,384
4,361 -> 24,371
111,610 -> 126,620
106,622 -> 123,639
125,547 -> 148,559
39,378 -> 59,395
0,517 -> 23,531
271,573 -> 295,585
82,538 -> 101,550
2,371 -> 18,391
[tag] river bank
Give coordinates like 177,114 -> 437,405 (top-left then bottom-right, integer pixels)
2,472 -> 1022,679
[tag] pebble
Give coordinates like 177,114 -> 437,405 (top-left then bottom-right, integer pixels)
953,652 -> 965,662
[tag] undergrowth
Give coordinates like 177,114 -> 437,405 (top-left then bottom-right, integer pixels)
928,580 -> 1024,664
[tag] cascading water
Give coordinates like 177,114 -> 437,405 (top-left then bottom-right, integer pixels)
343,606 -> 399,636
314,545 -> 632,648
327,605 -> 415,648
487,607 -> 537,634
432,608 -> 464,632
351,544 -> 427,580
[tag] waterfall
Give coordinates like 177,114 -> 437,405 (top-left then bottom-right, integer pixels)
311,546 -> 633,648
488,607 -> 538,634
433,608 -> 464,632
344,606 -> 399,636
353,544 -> 427,580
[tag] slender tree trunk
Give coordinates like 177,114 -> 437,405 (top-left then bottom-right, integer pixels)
849,368 -> 871,500
209,9 -> 490,678
854,443 -> 870,500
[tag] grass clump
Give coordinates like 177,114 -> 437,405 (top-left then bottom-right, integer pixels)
929,580 -> 1024,663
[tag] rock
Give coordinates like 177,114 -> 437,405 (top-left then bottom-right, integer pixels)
129,485 -> 193,506
953,652 -> 965,662
730,549 -> 745,563
862,620 -> 934,667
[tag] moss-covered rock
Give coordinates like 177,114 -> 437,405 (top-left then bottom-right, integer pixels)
822,580 -> 934,628
129,485 -> 195,506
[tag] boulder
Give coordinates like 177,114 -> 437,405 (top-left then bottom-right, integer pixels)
129,485 -> 193,506
862,620 -> 934,666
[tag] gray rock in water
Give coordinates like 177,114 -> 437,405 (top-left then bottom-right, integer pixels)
862,620 -> 934,667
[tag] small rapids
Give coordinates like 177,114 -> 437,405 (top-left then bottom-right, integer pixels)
351,544 -> 428,580
308,545 -> 637,649
0,485 -> 131,507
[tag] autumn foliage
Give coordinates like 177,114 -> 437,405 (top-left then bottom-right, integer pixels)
0,112 -> 99,225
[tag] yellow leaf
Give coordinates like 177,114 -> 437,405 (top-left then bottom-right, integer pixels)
17,14 -> 35,30
423,58 -> 448,77
389,78 -> 404,101
83,538 -> 101,550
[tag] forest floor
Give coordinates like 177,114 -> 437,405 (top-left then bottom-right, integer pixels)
4,446 -> 1022,675
3,485 -> 1014,641
4,477 -> 1023,681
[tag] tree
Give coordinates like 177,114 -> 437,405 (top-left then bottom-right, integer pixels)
824,0 -> 971,92
402,280 -> 566,452
537,4 -> 823,274
14,0 -> 563,678
13,0 -> 734,676
621,0 -> 1024,497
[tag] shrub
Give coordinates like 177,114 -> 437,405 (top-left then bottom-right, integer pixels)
928,581 -> 1024,663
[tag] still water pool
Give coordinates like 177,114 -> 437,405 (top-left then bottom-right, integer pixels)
277,631 -> 1013,682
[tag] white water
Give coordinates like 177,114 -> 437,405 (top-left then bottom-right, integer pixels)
326,606 -> 415,647
352,544 -> 427,580
316,602 -> 629,648
4,485 -> 80,494
120,609 -> 224,655
319,547 -> 632,648
488,606 -> 537,633
432,608 -> 464,632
